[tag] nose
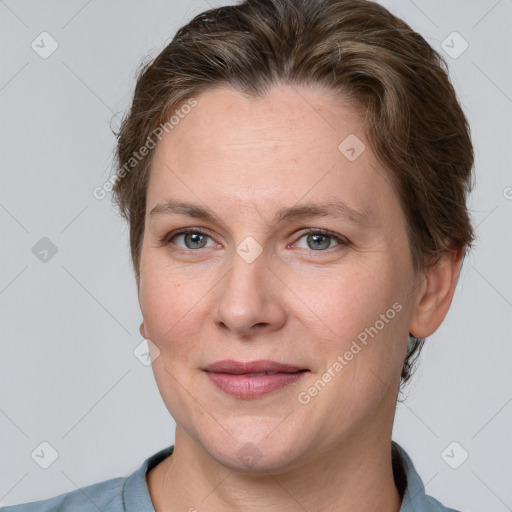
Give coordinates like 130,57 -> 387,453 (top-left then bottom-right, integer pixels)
212,249 -> 287,338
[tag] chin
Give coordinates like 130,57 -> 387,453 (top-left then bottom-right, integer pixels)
196,421 -> 309,473
214,442 -> 303,473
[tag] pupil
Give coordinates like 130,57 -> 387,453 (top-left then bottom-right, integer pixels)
187,233 -> 205,248
309,234 -> 329,250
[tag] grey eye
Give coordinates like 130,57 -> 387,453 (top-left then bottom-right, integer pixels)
184,232 -> 207,249
308,234 -> 332,250
297,233 -> 340,251
173,231 -> 212,249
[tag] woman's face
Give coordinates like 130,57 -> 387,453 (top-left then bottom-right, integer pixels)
138,83 -> 423,470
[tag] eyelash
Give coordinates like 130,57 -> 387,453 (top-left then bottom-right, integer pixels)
160,227 -> 350,253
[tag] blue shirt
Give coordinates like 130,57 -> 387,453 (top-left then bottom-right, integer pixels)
2,442 -> 460,511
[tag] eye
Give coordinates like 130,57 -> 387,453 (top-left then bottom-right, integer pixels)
161,228 -> 349,253
292,229 -> 348,251
163,228 -> 217,250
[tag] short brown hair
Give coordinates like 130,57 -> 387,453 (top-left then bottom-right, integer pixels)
111,0 -> 474,386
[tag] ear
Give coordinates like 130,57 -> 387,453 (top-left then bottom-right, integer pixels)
409,246 -> 465,338
139,321 -> 147,339
137,274 -> 146,339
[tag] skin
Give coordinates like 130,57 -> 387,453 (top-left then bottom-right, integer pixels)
137,83 -> 463,512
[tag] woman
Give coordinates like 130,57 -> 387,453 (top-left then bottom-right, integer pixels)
4,0 -> 473,510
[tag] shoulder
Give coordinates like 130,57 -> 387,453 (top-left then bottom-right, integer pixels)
418,495 -> 461,512
1,477 -> 126,512
1,445 -> 174,512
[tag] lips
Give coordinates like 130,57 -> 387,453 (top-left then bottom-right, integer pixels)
203,360 -> 309,398
204,360 -> 306,374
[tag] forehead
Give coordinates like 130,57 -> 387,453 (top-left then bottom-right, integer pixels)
147,83 -> 399,226
163,84 -> 364,155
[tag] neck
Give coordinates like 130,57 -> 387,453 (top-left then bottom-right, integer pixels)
147,426 -> 402,512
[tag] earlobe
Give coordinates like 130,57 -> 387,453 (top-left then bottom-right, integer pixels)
409,246 -> 464,338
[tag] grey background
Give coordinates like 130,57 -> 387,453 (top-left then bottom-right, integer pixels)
1,0 -> 511,510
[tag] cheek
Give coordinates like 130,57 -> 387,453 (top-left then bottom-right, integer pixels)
304,271 -> 409,405
138,255 -> 203,358
293,261 -> 406,342
298,261 -> 411,395
138,259 -> 204,415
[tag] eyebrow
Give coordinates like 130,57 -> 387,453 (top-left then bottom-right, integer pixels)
149,199 -> 369,227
